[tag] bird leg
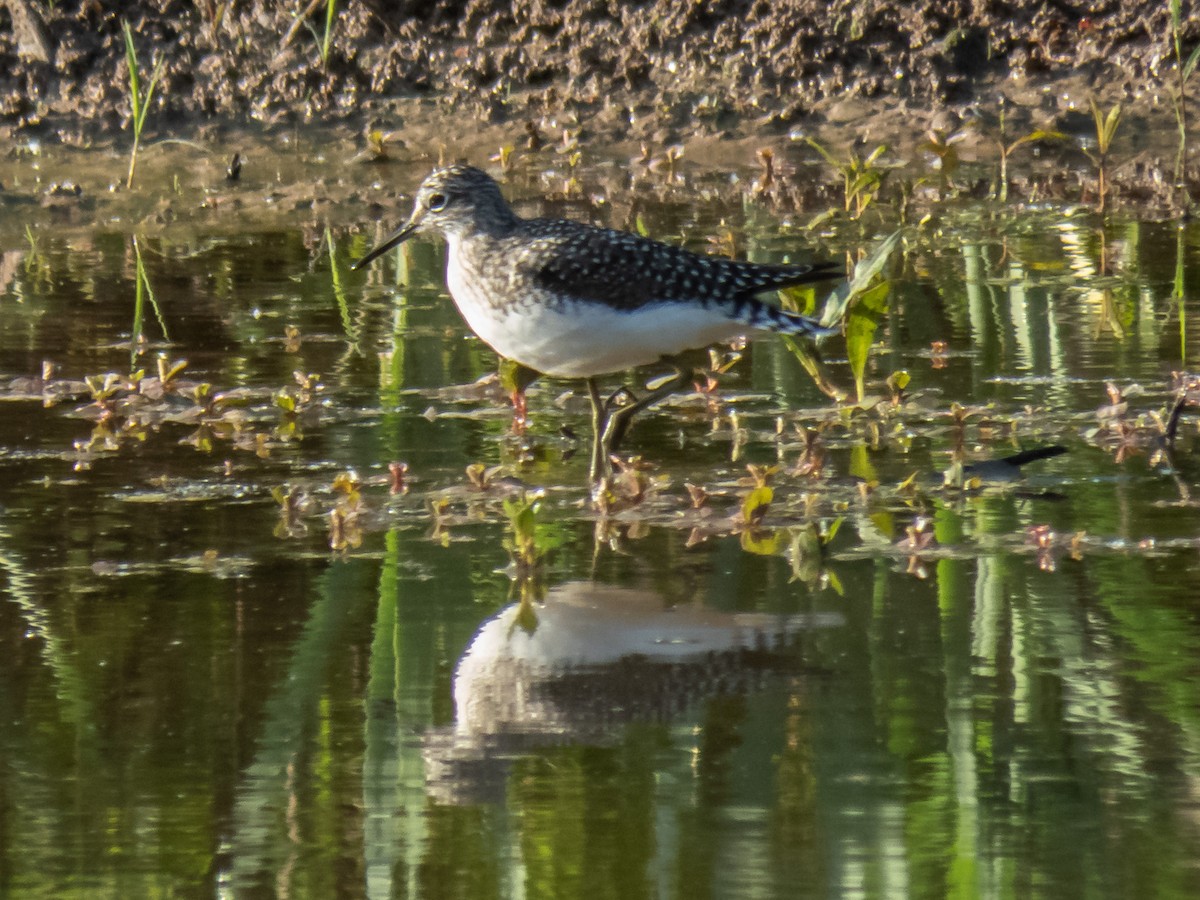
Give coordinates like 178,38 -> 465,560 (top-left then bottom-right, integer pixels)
586,366 -> 693,481
509,387 -> 528,433
586,378 -> 609,481
601,366 -> 692,459
603,386 -> 637,415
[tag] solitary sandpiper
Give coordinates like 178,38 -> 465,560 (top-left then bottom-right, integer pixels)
354,164 -> 839,479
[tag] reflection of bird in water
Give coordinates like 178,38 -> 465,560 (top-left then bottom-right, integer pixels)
423,581 -> 844,805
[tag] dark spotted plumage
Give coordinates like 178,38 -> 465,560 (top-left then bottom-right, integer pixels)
521,219 -> 839,319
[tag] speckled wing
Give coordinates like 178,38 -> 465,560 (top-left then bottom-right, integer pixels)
519,219 -> 838,314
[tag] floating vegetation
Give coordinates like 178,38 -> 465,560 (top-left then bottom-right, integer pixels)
329,469 -> 363,551
8,337 -> 1199,573
0,357 -> 325,469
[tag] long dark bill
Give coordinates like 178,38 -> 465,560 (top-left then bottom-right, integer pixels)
352,220 -> 419,270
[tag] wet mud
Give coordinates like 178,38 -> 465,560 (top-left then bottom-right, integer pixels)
1,1 -> 1198,218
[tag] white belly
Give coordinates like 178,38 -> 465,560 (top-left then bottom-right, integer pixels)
472,301 -> 755,377
445,244 -> 752,378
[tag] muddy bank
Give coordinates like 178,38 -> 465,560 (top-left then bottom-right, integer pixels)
1,1 -> 1193,141
1,1 -> 1198,221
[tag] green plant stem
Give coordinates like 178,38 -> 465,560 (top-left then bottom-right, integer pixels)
131,237 -> 146,372
1177,69 -> 1188,186
998,145 -> 1009,203
1087,100 -> 1121,214
122,20 -> 165,190
1175,223 -> 1186,363
127,136 -> 142,191
321,0 -> 337,65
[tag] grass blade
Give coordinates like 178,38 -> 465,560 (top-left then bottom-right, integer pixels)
1185,44 -> 1200,82
131,237 -> 146,372
321,0 -> 337,64
123,21 -> 142,126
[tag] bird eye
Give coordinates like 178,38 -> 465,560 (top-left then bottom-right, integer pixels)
426,192 -> 448,212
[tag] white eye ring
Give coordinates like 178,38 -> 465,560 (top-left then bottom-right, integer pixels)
427,192 -> 448,212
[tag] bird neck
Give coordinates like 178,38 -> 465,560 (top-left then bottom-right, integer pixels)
464,204 -> 520,240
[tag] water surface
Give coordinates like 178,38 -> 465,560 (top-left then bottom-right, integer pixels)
2,146 -> 1200,898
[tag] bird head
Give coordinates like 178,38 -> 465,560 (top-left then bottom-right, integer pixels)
353,165 -> 512,269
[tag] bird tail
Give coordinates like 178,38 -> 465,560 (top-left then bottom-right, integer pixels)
739,300 -> 839,338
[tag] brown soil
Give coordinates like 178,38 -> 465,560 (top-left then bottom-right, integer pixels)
0,2 -> 1191,136
1,1 -> 1198,216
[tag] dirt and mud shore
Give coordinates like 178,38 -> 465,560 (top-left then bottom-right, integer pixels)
1,1 -> 1198,215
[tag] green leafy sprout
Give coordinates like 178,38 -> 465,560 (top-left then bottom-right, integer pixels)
122,20 -> 166,190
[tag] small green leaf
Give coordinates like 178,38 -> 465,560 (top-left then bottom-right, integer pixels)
819,230 -> 900,327
778,334 -> 845,400
1104,103 -> 1122,141
822,516 -> 844,544
1007,129 -> 1066,152
848,444 -> 878,483
848,171 -> 881,196
1089,99 -> 1122,153
805,137 -> 841,169
805,207 -> 839,231
122,22 -> 142,122
741,485 -> 773,526
274,390 -> 296,412
778,284 -> 817,315
1185,44 -> 1200,82
845,280 -> 890,402
869,511 -> 895,540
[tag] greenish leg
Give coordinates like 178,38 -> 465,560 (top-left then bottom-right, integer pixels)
600,367 -> 692,459
586,377 -> 609,481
